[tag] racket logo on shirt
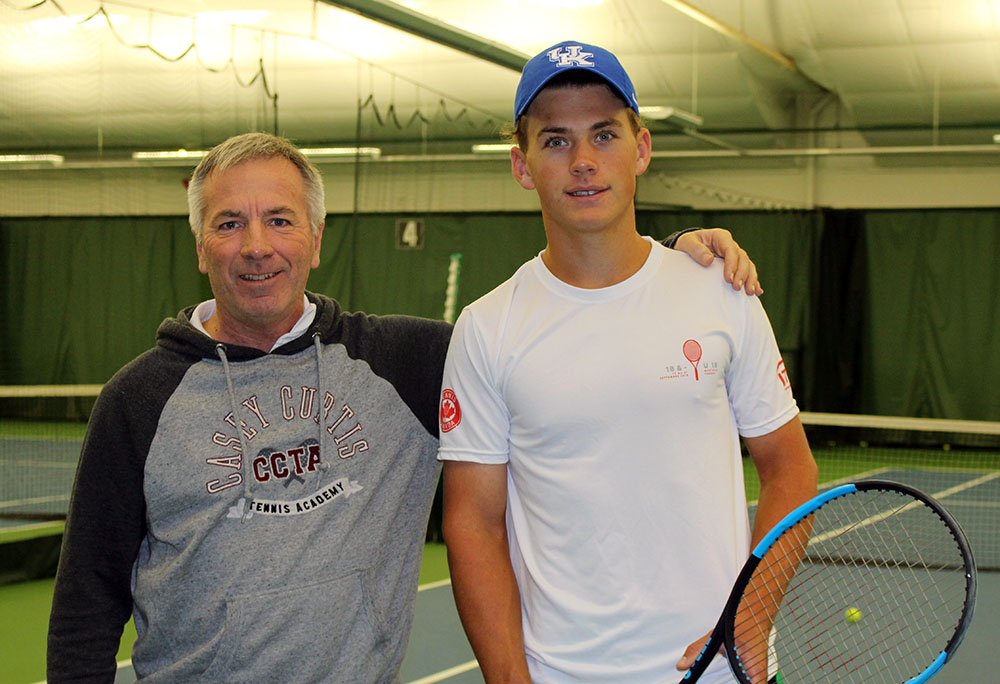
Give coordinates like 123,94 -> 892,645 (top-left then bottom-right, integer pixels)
440,388 -> 462,432
683,339 -> 702,381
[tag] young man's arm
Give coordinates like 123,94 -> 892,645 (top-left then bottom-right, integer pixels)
744,415 -> 818,548
666,228 -> 763,295
675,415 -> 817,673
443,461 -> 532,684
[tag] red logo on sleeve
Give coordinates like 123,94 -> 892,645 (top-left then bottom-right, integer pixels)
440,388 -> 462,432
777,360 -> 790,390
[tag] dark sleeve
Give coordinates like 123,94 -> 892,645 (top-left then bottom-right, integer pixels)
661,227 -> 702,249
353,315 -> 454,438
47,353 -> 183,683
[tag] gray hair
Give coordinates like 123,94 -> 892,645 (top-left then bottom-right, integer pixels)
187,132 -> 325,243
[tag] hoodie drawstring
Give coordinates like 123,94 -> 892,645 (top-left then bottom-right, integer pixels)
215,343 -> 255,521
312,332 -> 329,489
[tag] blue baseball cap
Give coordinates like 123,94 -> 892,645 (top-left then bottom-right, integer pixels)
514,40 -> 640,120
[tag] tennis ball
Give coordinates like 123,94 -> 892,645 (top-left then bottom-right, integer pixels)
845,607 -> 862,623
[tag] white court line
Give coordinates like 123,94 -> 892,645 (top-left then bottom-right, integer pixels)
0,494 -> 69,509
747,467 -> 892,507
413,578 -> 480,683
406,660 -> 480,684
4,460 -> 78,469
418,578 -> 451,592
817,467 -> 892,490
813,470 -> 1000,544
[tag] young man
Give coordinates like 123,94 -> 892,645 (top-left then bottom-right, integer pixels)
47,131 -> 762,683
438,41 -> 818,684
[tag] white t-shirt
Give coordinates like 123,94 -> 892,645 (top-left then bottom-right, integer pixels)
438,238 -> 798,684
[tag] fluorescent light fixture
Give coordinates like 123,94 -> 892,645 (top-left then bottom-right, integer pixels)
0,154 -> 64,165
471,143 -> 515,154
639,106 -> 704,128
132,149 -> 208,161
300,147 -> 382,159
130,147 -> 381,163
993,133 -> 1000,144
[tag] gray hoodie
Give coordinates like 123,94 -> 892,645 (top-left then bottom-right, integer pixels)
48,292 -> 452,683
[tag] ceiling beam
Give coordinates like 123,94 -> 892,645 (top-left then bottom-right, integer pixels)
317,0 -> 530,72
655,0 -> 795,71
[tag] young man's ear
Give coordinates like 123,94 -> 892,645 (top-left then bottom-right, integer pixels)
510,146 -> 536,191
635,127 -> 652,176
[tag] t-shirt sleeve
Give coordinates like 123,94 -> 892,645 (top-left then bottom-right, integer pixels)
437,308 -> 511,464
725,294 -> 799,437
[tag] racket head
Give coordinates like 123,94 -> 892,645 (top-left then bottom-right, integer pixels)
723,480 -> 977,684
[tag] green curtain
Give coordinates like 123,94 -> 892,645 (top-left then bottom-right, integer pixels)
0,217 -> 209,385
2,209 -> 998,421
861,210 -> 1000,420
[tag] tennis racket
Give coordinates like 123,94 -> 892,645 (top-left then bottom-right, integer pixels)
680,480 -> 977,684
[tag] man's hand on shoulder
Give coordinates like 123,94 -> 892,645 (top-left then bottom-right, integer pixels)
674,228 -> 763,296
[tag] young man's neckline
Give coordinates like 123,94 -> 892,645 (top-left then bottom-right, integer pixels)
533,236 -> 662,300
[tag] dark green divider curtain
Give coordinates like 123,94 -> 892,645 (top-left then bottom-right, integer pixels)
319,213 -> 547,321
2,209 -> 998,420
807,210 -> 867,413
0,217 -> 210,385
861,209 -> 1000,419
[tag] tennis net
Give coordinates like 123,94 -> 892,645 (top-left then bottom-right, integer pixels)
0,385 -> 98,527
3,387 -> 999,571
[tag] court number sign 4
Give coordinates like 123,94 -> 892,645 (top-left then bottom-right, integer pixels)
396,219 -> 424,250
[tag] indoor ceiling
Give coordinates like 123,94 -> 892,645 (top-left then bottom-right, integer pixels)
2,0 -> 1000,162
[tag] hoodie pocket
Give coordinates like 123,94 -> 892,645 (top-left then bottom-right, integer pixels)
204,568 -> 391,682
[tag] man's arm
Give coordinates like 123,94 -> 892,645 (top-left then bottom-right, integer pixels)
48,384 -> 148,683
666,228 -> 763,295
675,415 -> 817,673
442,461 -> 532,684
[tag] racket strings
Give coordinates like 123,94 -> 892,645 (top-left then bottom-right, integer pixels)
728,488 -> 971,684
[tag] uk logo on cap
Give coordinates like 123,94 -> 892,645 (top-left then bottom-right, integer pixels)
546,45 -> 595,68
514,40 -> 640,120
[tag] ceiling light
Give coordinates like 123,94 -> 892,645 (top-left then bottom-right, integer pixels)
129,147 -> 382,164
993,134 -> 1000,144
639,106 -> 704,128
300,147 -> 382,159
132,149 -> 208,161
0,154 -> 64,166
471,144 -> 514,154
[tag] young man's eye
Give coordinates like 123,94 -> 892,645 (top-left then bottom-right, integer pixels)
543,137 -> 567,148
596,130 -> 615,142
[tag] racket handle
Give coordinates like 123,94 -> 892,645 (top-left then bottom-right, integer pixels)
679,635 -> 720,683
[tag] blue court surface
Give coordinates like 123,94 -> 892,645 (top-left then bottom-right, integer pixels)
63,571 -> 999,684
